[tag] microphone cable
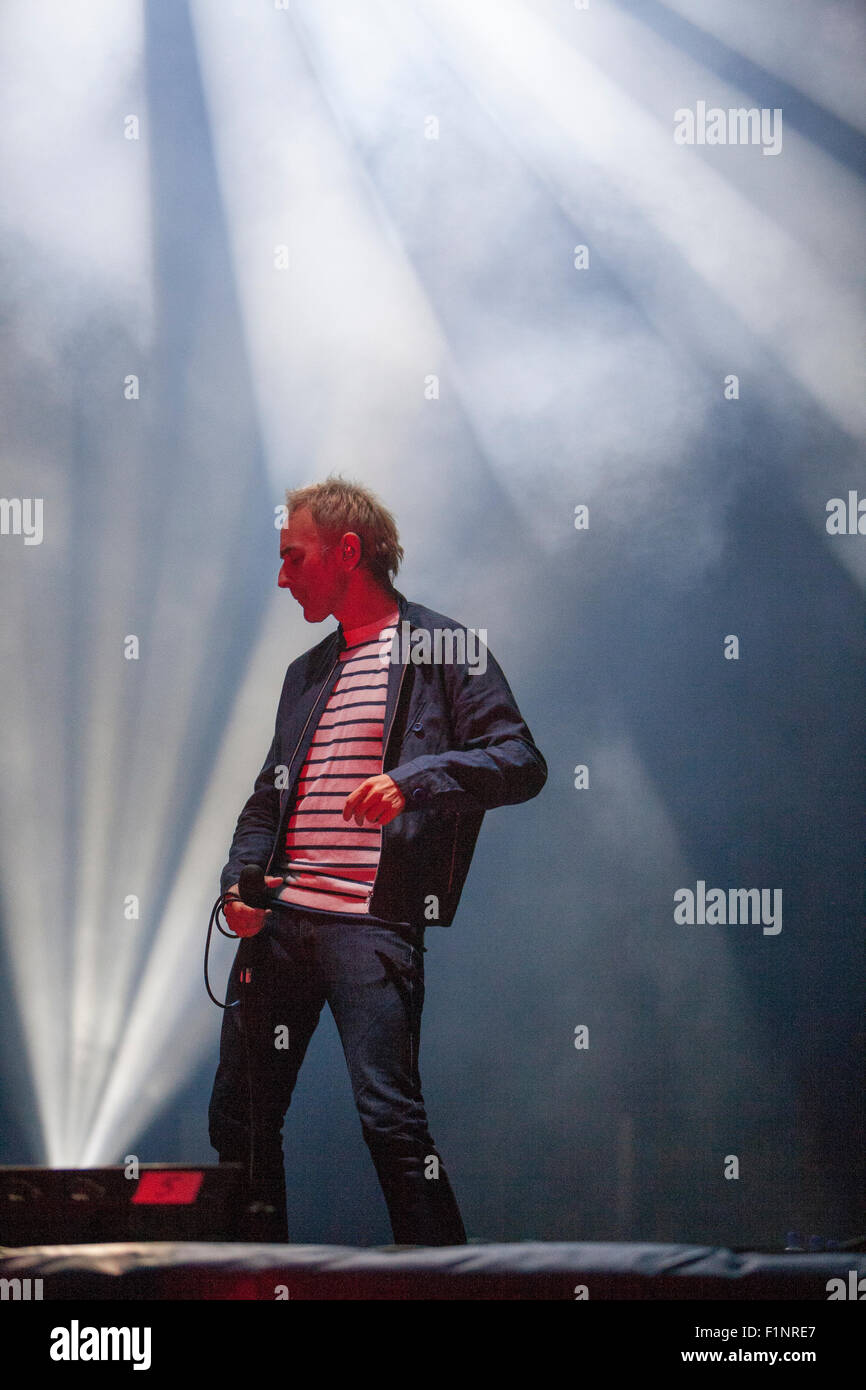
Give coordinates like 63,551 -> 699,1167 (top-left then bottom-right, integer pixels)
203,890 -> 244,1008
203,867 -> 283,1233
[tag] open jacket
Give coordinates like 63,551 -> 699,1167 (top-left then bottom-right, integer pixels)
220,588 -> 547,927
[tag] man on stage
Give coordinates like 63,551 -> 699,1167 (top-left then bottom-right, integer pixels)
208,477 -> 547,1244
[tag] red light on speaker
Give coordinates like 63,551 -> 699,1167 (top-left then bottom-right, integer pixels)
132,1170 -> 205,1205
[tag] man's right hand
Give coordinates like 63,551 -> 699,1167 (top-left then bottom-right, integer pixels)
223,876 -> 284,937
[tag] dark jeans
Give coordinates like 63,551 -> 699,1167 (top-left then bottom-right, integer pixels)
208,904 -> 466,1246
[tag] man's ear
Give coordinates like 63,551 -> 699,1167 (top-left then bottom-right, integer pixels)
342,531 -> 362,564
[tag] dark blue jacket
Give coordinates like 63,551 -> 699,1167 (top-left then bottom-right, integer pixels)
220,588 -> 547,926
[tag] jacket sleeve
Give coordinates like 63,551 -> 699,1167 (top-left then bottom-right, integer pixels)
219,733 -> 281,895
386,643 -> 547,813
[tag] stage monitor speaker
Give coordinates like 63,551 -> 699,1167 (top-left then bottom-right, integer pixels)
0,1164 -> 244,1246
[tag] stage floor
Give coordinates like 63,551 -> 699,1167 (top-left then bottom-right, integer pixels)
2,1238 -> 864,1299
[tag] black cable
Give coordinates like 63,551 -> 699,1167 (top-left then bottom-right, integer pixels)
203,890 -> 263,1222
203,892 -> 243,1008
239,948 -> 257,1201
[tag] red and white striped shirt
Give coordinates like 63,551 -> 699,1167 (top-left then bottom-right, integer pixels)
274,609 -> 399,915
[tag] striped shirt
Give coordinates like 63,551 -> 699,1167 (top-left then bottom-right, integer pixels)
273,609 -> 399,915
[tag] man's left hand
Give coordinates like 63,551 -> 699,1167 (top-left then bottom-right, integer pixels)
343,774 -> 406,826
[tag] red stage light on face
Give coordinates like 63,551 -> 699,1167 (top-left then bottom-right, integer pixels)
131,1170 -> 205,1205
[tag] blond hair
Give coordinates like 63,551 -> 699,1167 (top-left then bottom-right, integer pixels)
285,475 -> 404,587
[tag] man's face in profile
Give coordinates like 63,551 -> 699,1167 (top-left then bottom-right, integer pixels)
278,506 -> 344,623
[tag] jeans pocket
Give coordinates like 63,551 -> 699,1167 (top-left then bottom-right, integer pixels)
402,937 -> 425,980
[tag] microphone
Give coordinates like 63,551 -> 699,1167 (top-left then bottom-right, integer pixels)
237,864 -> 277,909
205,869 -> 281,1007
